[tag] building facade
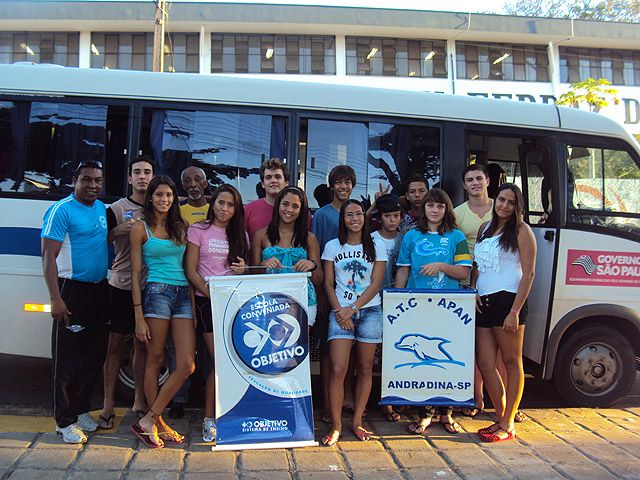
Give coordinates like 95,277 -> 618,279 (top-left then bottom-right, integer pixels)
0,1 -> 639,136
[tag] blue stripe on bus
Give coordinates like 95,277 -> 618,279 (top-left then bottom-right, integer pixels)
0,227 -> 115,261
0,227 -> 42,256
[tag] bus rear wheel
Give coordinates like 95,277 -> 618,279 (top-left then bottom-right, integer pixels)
114,334 -> 170,403
553,326 -> 636,407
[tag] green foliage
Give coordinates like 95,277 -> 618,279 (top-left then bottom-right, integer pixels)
504,0 -> 640,22
556,78 -> 620,112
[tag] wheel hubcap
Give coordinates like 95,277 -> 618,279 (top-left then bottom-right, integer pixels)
570,343 -> 618,395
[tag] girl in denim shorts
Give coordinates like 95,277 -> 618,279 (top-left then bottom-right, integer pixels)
320,200 -> 387,446
130,175 -> 194,449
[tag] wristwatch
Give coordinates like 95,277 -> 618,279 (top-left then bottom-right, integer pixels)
350,303 -> 359,313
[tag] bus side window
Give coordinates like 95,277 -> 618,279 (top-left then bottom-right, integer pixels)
0,101 -> 128,198
139,108 -> 287,202
300,119 -> 441,209
566,145 -> 640,235
522,146 -> 554,225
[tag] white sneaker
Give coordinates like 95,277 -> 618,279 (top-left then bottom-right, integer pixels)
56,423 -> 88,444
77,413 -> 98,432
202,417 -> 216,443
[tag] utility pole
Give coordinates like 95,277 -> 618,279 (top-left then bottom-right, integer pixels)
153,0 -> 167,72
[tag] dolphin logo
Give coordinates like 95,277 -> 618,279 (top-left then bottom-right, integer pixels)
394,333 -> 465,369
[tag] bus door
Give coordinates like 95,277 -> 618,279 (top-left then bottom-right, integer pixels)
518,139 -> 559,372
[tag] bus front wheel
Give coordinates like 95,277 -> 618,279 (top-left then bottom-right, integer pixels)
553,326 -> 636,407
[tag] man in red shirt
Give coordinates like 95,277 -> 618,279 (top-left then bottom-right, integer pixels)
244,158 -> 289,242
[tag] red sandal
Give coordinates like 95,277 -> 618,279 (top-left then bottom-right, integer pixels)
477,423 -> 499,435
479,426 -> 516,443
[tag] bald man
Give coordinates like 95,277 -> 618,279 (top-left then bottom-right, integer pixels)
179,166 -> 209,225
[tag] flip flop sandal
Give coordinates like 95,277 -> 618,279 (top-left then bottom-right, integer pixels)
407,419 -> 431,435
461,407 -> 482,417
131,409 -> 145,420
477,423 -> 500,435
321,431 -> 340,447
514,410 -> 529,422
97,414 -> 115,429
441,420 -> 462,434
351,426 -> 372,441
384,411 -> 401,422
158,429 -> 185,444
131,423 -> 164,449
479,426 -> 516,443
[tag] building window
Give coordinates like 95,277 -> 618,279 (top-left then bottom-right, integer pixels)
90,33 -> 199,73
345,37 -> 447,78
0,32 -> 79,66
456,42 -> 549,82
560,47 -> 640,86
211,34 -> 335,74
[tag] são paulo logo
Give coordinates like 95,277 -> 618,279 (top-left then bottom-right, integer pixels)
231,293 -> 309,375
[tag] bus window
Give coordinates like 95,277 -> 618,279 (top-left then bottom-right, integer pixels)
466,133 -> 522,197
0,102 -> 13,187
140,108 -> 287,203
301,118 -> 440,208
0,101 -> 128,198
566,145 -> 640,235
520,142 -> 555,225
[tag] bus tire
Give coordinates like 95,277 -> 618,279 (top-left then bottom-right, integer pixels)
114,334 -> 170,403
553,326 -> 636,407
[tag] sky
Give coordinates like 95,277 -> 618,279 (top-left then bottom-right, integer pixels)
84,0 -> 509,14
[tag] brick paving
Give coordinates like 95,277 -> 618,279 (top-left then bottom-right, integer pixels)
1,407 -> 640,479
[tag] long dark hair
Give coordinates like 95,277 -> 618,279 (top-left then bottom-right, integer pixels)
418,188 -> 457,235
202,184 -> 249,266
267,186 -> 309,251
143,175 -> 187,245
338,199 -> 376,263
478,182 -> 524,253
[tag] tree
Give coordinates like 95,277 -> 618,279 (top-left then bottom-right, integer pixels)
556,78 -> 620,113
503,0 -> 640,22
343,260 -> 368,292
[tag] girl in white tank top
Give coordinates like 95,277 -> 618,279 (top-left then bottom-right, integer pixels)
471,183 -> 537,444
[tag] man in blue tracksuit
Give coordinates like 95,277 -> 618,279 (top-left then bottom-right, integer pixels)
41,160 -> 109,444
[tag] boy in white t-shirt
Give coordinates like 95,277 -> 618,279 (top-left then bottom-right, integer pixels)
370,194 -> 404,422
371,194 -> 402,292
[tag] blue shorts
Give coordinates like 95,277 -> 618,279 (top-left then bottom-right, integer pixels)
328,304 -> 382,344
143,282 -> 193,320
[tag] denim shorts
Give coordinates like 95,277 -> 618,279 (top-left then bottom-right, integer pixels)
328,304 -> 382,343
143,282 -> 193,320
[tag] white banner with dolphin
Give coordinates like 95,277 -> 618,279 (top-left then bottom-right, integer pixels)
381,289 -> 475,406
209,273 -> 316,450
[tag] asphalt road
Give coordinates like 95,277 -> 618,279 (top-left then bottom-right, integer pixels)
0,353 -> 638,415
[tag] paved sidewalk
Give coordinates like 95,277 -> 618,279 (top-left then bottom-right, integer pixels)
0,406 -> 639,480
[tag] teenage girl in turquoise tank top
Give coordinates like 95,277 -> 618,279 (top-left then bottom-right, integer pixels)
250,186 -> 323,326
130,175 -> 193,449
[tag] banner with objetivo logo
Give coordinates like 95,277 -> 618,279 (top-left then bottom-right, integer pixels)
381,289 -> 476,406
209,273 -> 316,450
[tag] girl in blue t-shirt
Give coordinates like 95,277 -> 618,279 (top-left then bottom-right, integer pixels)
395,188 -> 472,435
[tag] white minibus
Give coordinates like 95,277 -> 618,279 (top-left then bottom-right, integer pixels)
0,64 -> 638,406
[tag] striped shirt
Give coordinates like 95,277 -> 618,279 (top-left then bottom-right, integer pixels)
41,194 -> 108,283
